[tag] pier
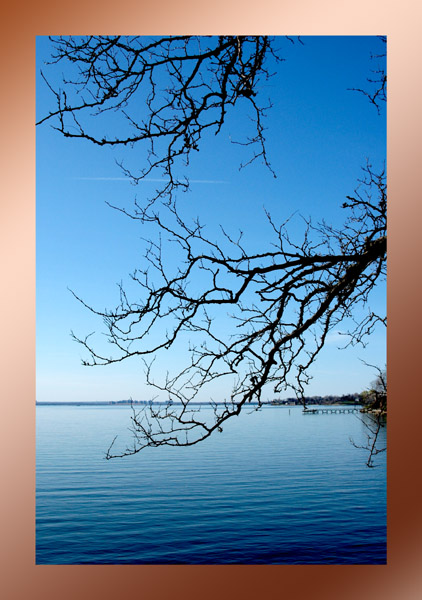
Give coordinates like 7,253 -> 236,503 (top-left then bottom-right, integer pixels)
303,407 -> 360,414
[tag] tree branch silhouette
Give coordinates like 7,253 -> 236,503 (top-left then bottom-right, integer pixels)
69,165 -> 386,458
38,35 -> 282,207
38,36 -> 386,461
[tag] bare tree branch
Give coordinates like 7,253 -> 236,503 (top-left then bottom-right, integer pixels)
37,36 -> 387,462
349,35 -> 386,114
38,35 -> 284,206
69,165 -> 386,458
351,361 -> 387,466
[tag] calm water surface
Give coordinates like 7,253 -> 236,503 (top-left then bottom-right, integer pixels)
36,405 -> 386,564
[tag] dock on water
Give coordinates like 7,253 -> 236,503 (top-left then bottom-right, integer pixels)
303,407 -> 360,414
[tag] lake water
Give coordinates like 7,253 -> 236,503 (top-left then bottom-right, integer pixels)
36,404 -> 386,564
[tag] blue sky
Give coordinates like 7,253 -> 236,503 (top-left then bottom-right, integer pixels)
36,36 -> 386,402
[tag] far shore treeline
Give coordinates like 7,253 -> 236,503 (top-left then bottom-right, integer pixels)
36,394 -> 363,407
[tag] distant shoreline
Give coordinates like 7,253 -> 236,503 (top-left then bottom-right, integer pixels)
36,401 -> 262,407
36,397 -> 363,408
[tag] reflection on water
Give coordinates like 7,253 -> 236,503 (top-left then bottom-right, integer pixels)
36,405 -> 386,564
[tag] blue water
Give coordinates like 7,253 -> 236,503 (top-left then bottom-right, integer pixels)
36,405 -> 386,564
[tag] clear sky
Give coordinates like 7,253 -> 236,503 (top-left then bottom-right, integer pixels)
36,36 -> 386,403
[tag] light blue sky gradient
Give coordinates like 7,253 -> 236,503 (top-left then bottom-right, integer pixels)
36,36 -> 386,402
